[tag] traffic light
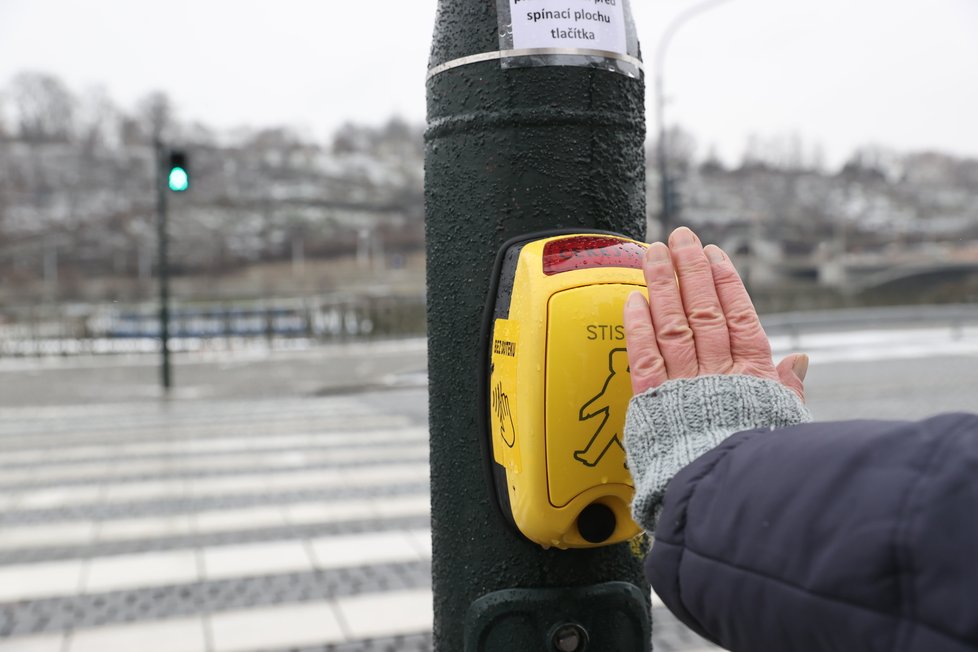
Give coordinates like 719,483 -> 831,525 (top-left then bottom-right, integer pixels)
167,150 -> 189,192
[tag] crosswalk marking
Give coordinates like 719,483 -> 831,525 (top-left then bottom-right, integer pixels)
2,462 -> 429,514
71,617 -> 207,652
335,588 -> 433,640
0,414 -> 412,451
0,587 -> 435,652
0,521 -> 99,550
0,527 -> 432,603
0,632 -> 66,652
85,549 -> 200,593
0,428 -> 429,470
0,494 -> 431,552
209,601 -> 343,652
202,540 -> 314,581
0,558 -> 85,602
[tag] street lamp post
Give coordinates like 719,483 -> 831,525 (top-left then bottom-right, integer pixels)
655,0 -> 734,236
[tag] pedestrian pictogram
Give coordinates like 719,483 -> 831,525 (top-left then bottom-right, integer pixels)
574,348 -> 630,467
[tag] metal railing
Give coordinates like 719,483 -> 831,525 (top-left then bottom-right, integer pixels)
0,293 -> 427,357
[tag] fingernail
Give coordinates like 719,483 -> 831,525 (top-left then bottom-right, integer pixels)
647,242 -> 670,262
704,245 -> 725,263
626,291 -> 645,308
792,354 -> 810,382
670,227 -> 697,248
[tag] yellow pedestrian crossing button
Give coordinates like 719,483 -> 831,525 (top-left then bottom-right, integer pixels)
483,232 -> 648,549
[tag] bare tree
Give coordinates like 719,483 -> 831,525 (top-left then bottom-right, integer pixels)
332,121 -> 371,155
0,91 -> 8,139
136,91 -> 173,143
839,145 -> 898,184
77,85 -> 122,153
740,133 -> 765,170
9,72 -> 76,142
663,125 -> 697,176
0,127 -> 8,244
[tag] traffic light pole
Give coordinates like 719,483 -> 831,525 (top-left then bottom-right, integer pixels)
154,139 -> 172,391
425,1 -> 649,649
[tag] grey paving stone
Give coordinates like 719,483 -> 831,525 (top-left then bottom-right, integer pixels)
0,436 -> 427,475
0,482 -> 430,526
237,608 -> 719,652
0,452 -> 429,492
0,561 -> 432,637
0,513 -> 431,565
0,412 -> 406,451
283,632 -> 434,652
652,606 -> 722,650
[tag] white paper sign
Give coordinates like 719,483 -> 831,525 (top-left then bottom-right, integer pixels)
509,0 -> 626,54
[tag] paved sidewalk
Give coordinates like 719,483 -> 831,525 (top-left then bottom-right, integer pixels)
0,393 -> 433,652
0,386 -> 715,652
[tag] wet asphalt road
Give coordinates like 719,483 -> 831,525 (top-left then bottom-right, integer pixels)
0,337 -> 975,420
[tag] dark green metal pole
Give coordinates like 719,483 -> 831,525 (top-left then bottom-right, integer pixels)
425,2 -> 649,650
154,139 -> 172,391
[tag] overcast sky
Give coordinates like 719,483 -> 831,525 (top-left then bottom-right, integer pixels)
1,0 -> 976,165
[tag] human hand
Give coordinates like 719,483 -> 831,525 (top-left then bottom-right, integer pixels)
624,226 -> 807,400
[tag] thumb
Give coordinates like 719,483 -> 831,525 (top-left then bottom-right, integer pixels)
776,353 -> 808,402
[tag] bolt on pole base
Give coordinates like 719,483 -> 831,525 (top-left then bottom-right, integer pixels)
464,582 -> 650,652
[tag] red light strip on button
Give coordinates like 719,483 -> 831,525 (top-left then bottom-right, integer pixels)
542,236 -> 647,276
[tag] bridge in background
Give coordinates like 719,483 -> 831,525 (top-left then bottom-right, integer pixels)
729,238 -> 978,295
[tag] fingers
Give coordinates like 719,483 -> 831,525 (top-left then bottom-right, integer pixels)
641,242 -> 698,378
623,291 -> 668,394
776,353 -> 808,401
629,227 -> 782,392
703,244 -> 773,366
669,228 -> 732,373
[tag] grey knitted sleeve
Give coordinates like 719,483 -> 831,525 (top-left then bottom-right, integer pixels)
624,374 -> 812,532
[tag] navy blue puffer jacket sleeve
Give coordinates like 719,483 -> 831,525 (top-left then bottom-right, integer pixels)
648,413 -> 978,652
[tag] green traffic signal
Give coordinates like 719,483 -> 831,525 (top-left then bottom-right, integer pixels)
168,166 -> 189,192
